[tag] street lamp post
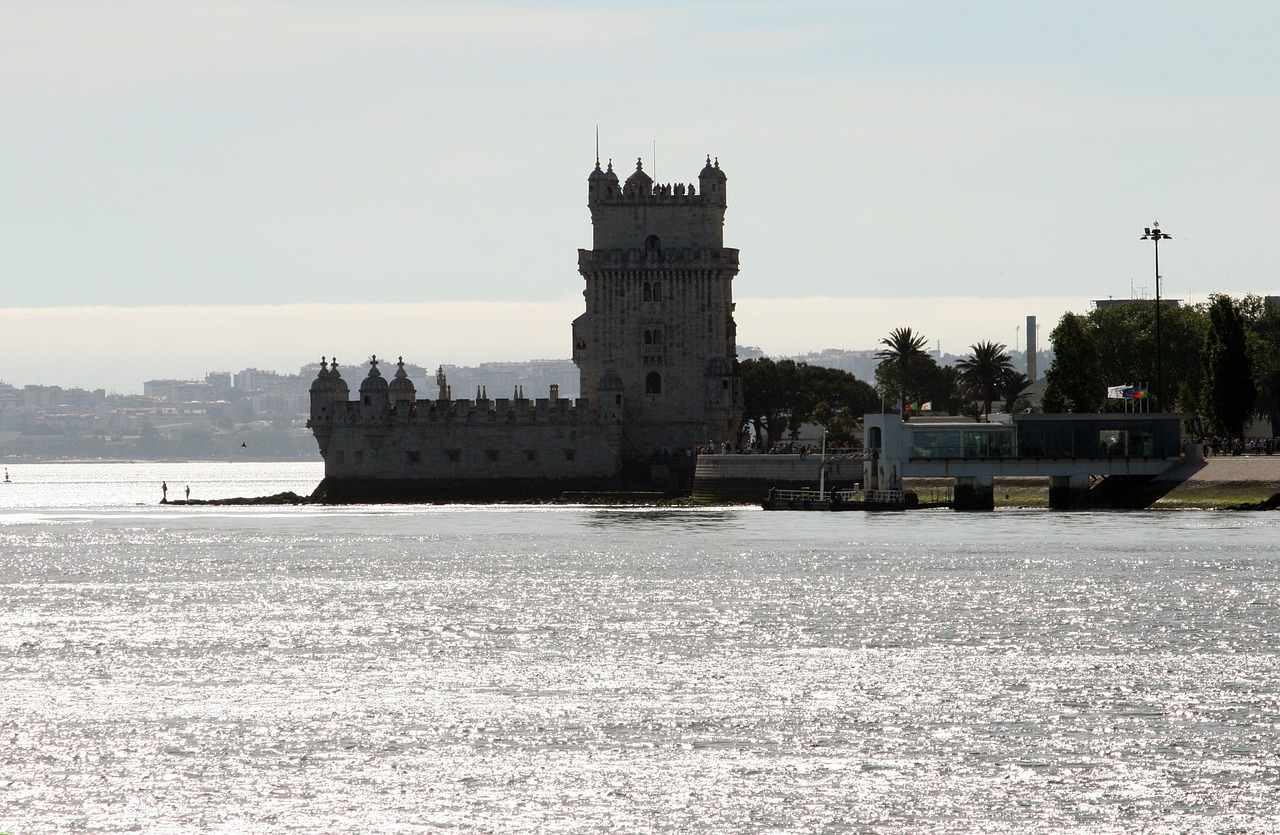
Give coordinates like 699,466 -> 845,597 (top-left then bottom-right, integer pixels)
1141,222 -> 1172,412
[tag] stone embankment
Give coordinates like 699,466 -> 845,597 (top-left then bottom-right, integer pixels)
1146,455 -> 1280,509
158,455 -> 1280,509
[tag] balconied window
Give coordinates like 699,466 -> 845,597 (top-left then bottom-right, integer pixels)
642,328 -> 665,357
646,372 -> 662,394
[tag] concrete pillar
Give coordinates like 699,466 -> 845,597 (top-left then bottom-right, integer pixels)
953,475 -> 995,511
1048,474 -> 1092,509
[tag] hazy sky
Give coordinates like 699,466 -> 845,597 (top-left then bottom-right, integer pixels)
3,1 -> 1277,393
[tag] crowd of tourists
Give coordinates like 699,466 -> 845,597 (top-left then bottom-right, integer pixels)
1200,436 -> 1279,456
698,439 -> 861,457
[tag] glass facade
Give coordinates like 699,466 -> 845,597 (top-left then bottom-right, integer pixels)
911,428 -> 1016,459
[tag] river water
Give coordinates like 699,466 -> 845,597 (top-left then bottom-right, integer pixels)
3,462 -> 1279,833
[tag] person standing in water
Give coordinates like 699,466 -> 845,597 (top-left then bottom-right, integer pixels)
161,481 -> 168,502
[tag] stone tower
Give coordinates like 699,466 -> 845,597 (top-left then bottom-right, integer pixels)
573,155 -> 743,459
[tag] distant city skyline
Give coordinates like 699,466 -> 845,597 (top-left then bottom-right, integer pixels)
0,295 -> 1077,395
3,2 -> 1276,392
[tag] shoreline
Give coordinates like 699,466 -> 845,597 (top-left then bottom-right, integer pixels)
909,455 -> 1280,510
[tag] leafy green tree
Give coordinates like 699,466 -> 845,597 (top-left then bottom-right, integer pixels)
956,341 -> 1014,415
1244,296 -> 1280,436
1042,313 -> 1104,412
875,327 -> 929,419
1089,300 -> 1206,413
1201,294 -> 1257,443
740,357 -> 798,445
740,358 -> 877,446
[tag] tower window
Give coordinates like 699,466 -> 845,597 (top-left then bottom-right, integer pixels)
646,372 -> 662,394
645,235 -> 660,254
653,282 -> 662,301
644,283 -> 652,301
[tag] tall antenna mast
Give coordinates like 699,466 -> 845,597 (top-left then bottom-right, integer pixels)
595,125 -> 600,166
653,139 -> 657,182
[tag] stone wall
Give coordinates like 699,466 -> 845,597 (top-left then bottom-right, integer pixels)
312,396 -> 621,483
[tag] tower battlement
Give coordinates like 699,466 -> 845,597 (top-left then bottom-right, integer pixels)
574,153 -> 742,459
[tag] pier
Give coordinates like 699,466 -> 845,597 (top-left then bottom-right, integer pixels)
695,412 -> 1192,510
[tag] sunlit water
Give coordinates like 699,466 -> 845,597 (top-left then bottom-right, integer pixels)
3,463 -> 1280,833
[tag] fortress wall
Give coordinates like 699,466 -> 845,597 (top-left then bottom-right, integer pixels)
315,414 -> 620,481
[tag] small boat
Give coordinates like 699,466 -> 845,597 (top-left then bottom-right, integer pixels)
760,435 -> 923,511
761,485 -> 912,511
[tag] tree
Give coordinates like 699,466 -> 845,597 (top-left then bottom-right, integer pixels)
1089,300 -> 1206,413
1000,370 -> 1034,414
739,358 -> 878,447
1201,294 -> 1257,443
876,327 -> 929,419
874,351 -> 950,414
740,357 -> 795,446
956,341 -> 1013,416
1042,313 -> 1104,412
1244,296 -> 1280,436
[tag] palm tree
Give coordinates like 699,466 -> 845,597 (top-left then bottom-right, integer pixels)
876,327 -> 929,419
957,341 -> 1014,416
1000,370 -> 1034,413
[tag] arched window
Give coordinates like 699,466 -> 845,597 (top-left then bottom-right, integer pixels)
643,283 -> 652,302
644,329 -> 653,345
646,372 -> 662,394
645,235 -> 660,254
653,282 -> 662,301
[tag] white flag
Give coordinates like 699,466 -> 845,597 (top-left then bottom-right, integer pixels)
1106,385 -> 1127,399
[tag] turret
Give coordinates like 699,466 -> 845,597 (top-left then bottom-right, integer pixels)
388,356 -> 416,413
587,158 -> 619,205
329,358 -> 350,402
698,155 -> 727,207
596,369 -> 624,421
623,158 -> 653,198
359,355 -> 390,419
309,356 -> 335,422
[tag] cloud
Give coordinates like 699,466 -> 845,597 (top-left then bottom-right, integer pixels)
0,1 -> 649,101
